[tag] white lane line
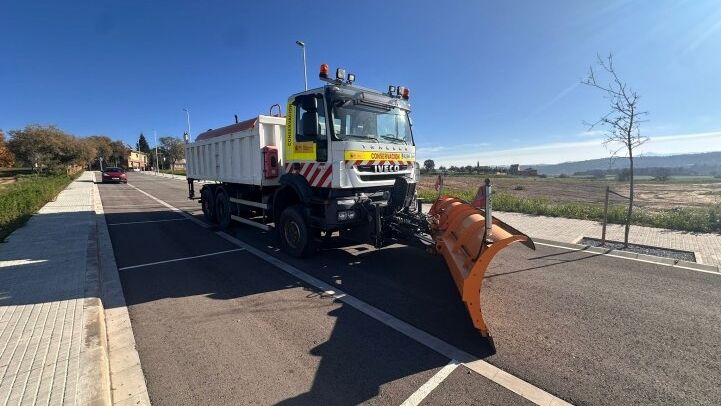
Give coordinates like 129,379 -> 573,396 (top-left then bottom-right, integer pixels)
118,248 -> 244,270
126,183 -> 209,229
125,182 -> 572,406
400,360 -> 460,406
535,241 -> 720,275
107,218 -> 190,226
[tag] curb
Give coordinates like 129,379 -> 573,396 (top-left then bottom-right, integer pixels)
534,238 -> 720,273
92,173 -> 152,405
78,176 -> 112,405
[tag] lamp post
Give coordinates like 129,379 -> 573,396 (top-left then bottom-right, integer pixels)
183,108 -> 192,143
153,129 -> 159,174
295,40 -> 307,91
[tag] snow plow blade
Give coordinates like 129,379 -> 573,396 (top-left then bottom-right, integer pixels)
429,196 -> 535,337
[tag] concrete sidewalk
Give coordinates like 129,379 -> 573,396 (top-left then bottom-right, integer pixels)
0,171 -> 140,405
493,211 -> 721,269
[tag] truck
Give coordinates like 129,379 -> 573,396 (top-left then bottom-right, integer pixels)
185,64 -> 535,340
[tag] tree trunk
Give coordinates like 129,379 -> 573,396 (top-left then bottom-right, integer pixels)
625,149 -> 634,247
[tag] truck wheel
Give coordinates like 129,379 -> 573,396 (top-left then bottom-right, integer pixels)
278,205 -> 317,258
215,190 -> 231,230
201,187 -> 216,223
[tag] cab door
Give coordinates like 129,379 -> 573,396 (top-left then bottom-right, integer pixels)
283,94 -> 333,188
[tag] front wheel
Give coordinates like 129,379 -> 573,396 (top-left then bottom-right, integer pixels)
278,205 -> 317,258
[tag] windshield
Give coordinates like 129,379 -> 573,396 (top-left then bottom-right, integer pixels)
331,101 -> 412,145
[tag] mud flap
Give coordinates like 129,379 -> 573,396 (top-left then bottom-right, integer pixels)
429,196 -> 535,337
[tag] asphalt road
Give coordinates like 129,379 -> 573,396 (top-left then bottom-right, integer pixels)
98,172 -> 721,405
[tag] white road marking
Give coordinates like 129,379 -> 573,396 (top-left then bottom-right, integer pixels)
400,360 -> 460,406
102,204 -> 169,209
126,183 -> 210,229
535,241 -> 720,275
107,218 -> 190,226
125,182 -> 573,406
118,248 -> 244,270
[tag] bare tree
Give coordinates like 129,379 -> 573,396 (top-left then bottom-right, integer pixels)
582,53 -> 648,247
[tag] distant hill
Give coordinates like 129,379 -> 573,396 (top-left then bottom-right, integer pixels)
529,151 -> 721,176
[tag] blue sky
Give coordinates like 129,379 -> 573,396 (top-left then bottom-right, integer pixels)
2,0 -> 721,165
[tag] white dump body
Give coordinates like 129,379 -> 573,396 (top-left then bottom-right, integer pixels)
185,115 -> 285,186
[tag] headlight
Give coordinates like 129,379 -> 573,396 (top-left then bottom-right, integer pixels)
337,210 -> 356,221
337,199 -> 355,208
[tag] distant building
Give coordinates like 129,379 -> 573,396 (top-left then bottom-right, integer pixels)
124,150 -> 148,170
172,158 -> 186,172
519,167 -> 538,176
509,164 -> 537,176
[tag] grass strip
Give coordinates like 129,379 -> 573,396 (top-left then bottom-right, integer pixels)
0,172 -> 82,240
418,187 -> 721,234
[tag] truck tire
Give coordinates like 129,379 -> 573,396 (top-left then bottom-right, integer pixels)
278,205 -> 317,258
201,187 -> 216,223
215,190 -> 231,230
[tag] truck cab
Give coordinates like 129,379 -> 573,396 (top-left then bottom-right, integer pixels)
283,65 -> 417,191
275,65 -> 420,253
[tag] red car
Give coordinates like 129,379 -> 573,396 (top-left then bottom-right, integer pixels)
101,167 -> 128,183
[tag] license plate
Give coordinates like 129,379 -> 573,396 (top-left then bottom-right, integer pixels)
112,177 -> 119,180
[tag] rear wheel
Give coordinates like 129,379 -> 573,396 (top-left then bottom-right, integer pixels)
278,205 -> 317,257
201,187 -> 216,223
215,190 -> 231,230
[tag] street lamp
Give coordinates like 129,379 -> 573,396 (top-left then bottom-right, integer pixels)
183,108 -> 192,143
153,129 -> 159,174
296,40 -> 307,91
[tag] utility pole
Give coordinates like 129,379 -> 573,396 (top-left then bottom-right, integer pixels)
154,129 -> 159,174
183,108 -> 192,143
296,40 -> 307,91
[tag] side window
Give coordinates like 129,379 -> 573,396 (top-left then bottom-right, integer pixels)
295,94 -> 327,142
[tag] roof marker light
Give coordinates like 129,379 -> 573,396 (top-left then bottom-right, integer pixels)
402,87 -> 410,99
319,64 -> 329,79
388,85 -> 396,96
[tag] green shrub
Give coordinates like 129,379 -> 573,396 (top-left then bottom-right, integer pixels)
0,173 -> 80,240
418,188 -> 721,233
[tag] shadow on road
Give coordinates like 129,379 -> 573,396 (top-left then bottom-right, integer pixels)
92,179 -> 499,405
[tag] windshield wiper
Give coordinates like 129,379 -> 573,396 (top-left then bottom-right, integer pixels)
379,134 -> 407,144
340,134 -> 379,143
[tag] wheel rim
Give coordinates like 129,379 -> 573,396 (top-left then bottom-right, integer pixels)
283,220 -> 301,249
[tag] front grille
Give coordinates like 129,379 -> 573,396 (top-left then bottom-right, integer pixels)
359,174 -> 404,182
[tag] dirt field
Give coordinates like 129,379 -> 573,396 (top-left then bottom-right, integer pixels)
418,175 -> 721,210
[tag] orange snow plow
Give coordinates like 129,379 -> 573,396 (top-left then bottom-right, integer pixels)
427,195 -> 535,337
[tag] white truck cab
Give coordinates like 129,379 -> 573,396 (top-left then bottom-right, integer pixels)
282,70 -> 417,190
